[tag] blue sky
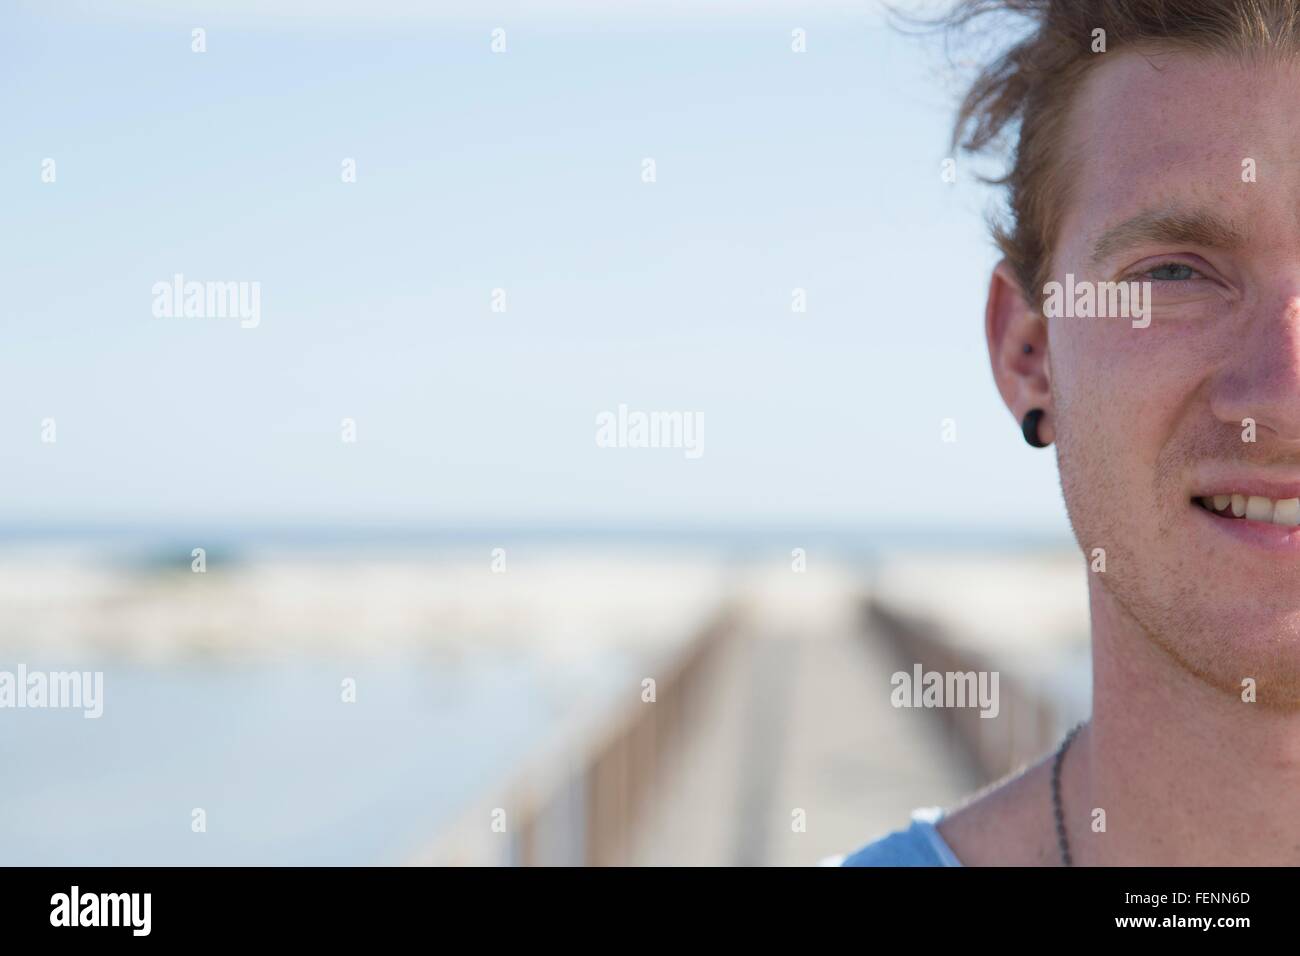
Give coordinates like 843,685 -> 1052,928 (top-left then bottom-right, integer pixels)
1,0 -> 1070,535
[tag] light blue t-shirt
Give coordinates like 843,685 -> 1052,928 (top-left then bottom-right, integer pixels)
836,807 -> 964,867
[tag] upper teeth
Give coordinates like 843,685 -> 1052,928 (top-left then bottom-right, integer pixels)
1203,494 -> 1300,526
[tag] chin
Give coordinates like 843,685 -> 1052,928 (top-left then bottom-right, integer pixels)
1150,604 -> 1300,709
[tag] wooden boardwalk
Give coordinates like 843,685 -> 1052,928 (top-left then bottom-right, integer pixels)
416,556 -> 1085,867
627,571 -> 979,866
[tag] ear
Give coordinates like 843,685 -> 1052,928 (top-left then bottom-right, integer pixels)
986,259 -> 1054,445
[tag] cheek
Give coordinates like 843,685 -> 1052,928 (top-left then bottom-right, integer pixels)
1052,323 -> 1195,513
1056,318 -> 1203,431
1053,323 -> 1145,433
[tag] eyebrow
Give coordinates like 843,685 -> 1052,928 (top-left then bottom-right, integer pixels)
1089,208 -> 1246,266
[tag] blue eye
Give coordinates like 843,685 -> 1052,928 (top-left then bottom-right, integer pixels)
1148,262 -> 1198,281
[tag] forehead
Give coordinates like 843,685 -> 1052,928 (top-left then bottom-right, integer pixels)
1059,48 -> 1300,247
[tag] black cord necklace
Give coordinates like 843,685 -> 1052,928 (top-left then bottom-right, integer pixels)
1051,721 -> 1086,866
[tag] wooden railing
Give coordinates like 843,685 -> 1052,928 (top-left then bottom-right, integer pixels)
408,606 -> 738,866
866,599 -> 1087,783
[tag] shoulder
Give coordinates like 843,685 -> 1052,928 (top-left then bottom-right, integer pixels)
835,808 -> 963,867
835,751 -> 1063,867
929,751 -> 1062,866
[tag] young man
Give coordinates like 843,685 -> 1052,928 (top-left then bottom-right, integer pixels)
844,0 -> 1300,865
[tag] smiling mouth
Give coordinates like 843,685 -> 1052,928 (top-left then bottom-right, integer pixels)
1195,494 -> 1300,526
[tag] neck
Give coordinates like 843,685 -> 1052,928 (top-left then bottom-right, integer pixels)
1081,584 -> 1300,864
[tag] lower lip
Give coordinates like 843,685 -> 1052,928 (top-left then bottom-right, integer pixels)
1193,502 -> 1300,553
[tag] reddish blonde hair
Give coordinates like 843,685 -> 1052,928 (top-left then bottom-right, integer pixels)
942,0 -> 1300,298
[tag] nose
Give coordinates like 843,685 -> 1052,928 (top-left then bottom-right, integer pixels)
1211,287 -> 1300,443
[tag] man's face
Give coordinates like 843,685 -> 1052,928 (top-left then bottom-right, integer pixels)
1050,49 -> 1300,703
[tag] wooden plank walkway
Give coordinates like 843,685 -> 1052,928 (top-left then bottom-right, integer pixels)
627,571 -> 979,866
